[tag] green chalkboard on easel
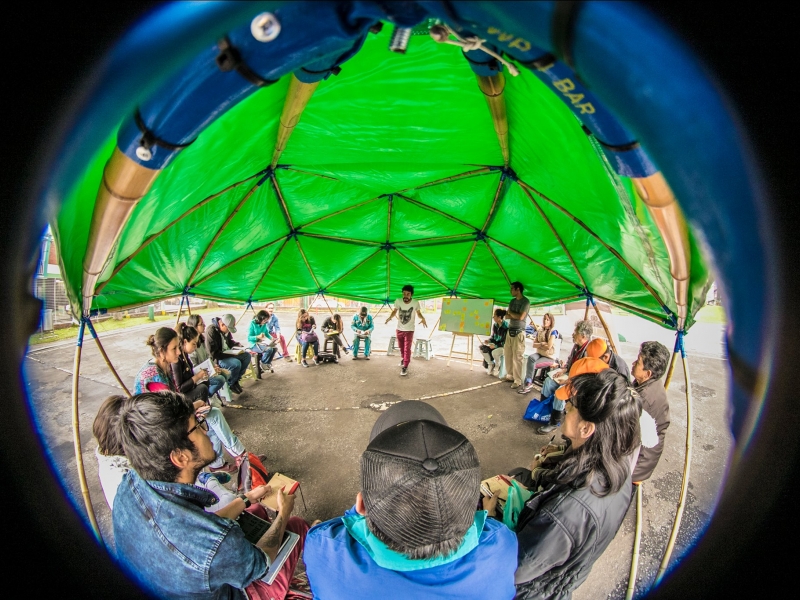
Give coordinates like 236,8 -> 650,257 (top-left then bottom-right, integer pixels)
438,298 -> 494,336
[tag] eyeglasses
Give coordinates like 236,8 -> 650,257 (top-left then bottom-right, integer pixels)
188,416 -> 209,435
565,397 -> 577,409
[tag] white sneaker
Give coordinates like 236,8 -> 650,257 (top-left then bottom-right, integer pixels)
487,365 -> 495,376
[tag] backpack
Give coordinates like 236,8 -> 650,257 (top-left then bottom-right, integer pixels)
236,452 -> 270,492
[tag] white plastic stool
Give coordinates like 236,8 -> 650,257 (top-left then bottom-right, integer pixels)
413,339 -> 433,360
387,336 -> 397,356
497,355 -> 506,378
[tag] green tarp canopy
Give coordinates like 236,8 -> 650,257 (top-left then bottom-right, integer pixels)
53,27 -> 710,329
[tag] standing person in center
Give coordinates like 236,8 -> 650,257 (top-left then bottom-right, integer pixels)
385,284 -> 427,376
504,281 -> 530,389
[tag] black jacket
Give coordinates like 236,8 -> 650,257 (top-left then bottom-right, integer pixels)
608,351 -> 631,383
205,318 -> 241,362
632,377 -> 670,482
515,459 -> 633,599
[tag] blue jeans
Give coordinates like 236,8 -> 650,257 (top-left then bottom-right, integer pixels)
352,335 -> 371,357
207,374 -> 226,397
218,354 -> 249,385
301,340 -> 319,359
541,375 -> 566,411
205,407 -> 245,468
250,344 -> 277,365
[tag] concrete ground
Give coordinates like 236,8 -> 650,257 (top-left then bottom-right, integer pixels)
23,309 -> 730,599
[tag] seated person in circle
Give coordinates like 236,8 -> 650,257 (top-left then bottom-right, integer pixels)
519,312 -> 557,393
586,337 -> 631,383
135,327 -> 247,474
480,308 -> 508,376
205,314 -> 250,394
631,340 -> 672,483
296,309 -> 319,366
322,313 -> 348,360
351,306 -> 374,359
303,401 -> 518,599
113,391 -> 308,599
248,309 -> 278,378
504,370 -> 641,599
92,394 -> 271,519
264,301 -> 292,360
173,323 -> 227,402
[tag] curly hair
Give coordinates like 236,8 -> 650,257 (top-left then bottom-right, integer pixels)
639,341 -> 671,380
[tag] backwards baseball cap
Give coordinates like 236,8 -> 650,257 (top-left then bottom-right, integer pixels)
555,356 -> 610,400
361,401 -> 480,552
220,314 -> 237,333
586,338 -> 608,358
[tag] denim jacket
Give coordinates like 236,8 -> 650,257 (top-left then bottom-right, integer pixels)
113,470 -> 268,599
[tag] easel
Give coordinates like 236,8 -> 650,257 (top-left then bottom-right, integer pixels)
446,332 -> 477,370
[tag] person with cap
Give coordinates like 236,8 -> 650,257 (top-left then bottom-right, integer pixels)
586,337 -> 631,383
503,281 -> 531,389
385,284 -> 427,376
508,370 -> 641,599
303,401 -> 518,599
351,306 -> 375,360
205,314 -> 250,394
536,320 -> 595,433
631,341 -> 672,483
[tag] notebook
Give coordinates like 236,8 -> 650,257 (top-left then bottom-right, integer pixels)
236,512 -> 300,585
259,473 -> 300,512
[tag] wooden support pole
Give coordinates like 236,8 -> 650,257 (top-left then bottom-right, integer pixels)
592,299 -> 618,354
664,350 -> 679,391
427,316 -> 441,341
322,295 -> 350,348
72,320 -> 102,542
626,482 -> 643,600
656,346 -> 693,585
237,302 -> 253,326
174,295 -> 184,329
85,319 -> 132,397
584,299 -> 590,321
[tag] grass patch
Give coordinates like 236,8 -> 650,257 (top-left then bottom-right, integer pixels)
694,305 -> 726,324
29,314 -> 176,346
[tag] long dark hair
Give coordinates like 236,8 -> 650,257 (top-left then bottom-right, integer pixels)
547,370 -> 640,496
145,327 -> 177,359
333,313 -> 343,329
176,322 -> 199,348
118,392 -> 196,482
186,314 -> 205,343
255,309 -> 269,324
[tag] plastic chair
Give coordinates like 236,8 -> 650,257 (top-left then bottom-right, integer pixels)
413,338 -> 433,360
387,336 -> 397,356
497,354 -> 506,379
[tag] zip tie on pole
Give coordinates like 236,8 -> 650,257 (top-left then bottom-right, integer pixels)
429,24 -> 520,76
